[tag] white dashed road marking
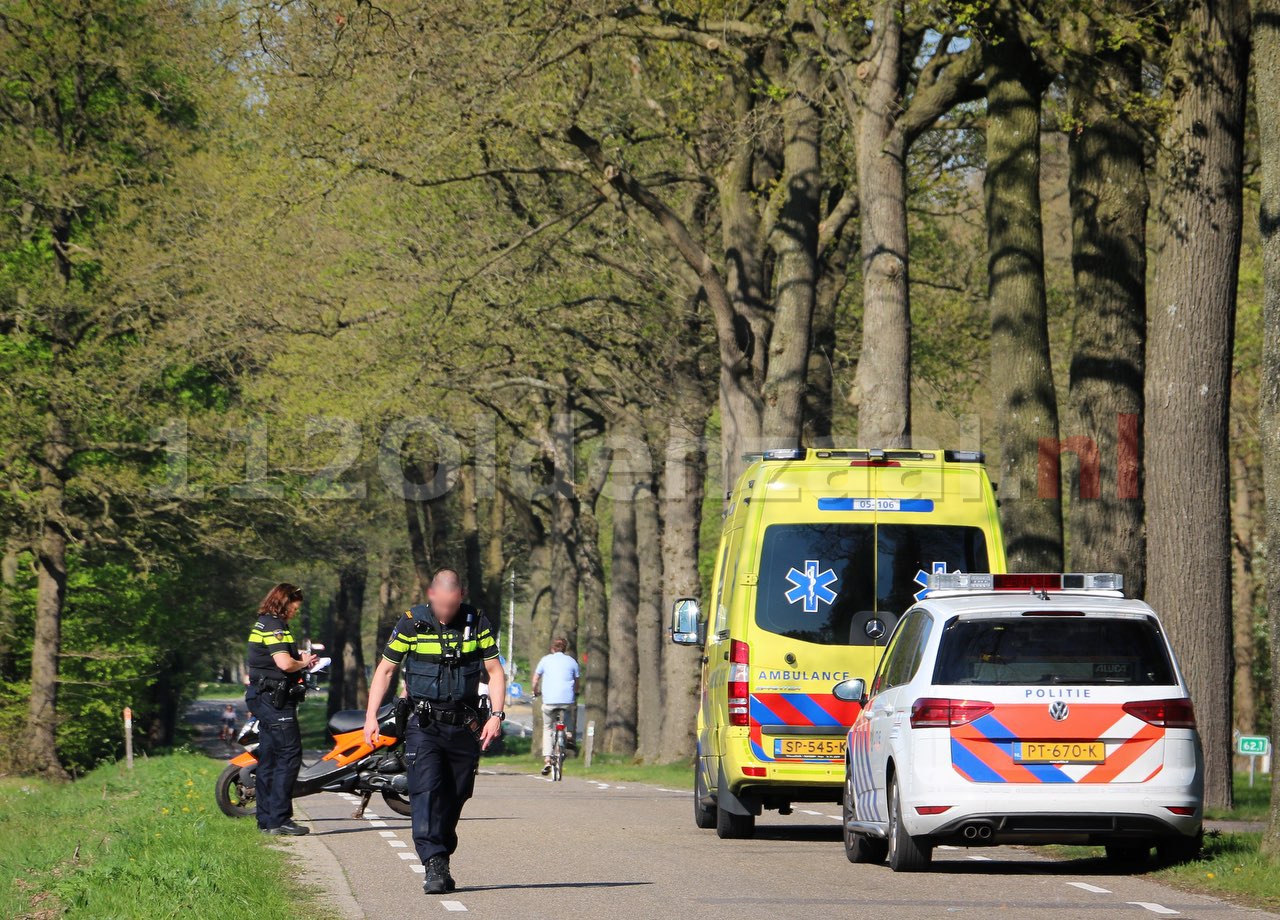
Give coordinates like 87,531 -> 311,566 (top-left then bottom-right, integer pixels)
388,840 -> 407,848
441,900 -> 468,911
801,810 -> 824,816
378,830 -> 397,838
398,852 -> 417,860
1128,904 -> 1179,916
967,855 -> 992,861
1068,882 -> 1112,894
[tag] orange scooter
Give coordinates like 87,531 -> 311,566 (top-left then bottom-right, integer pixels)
215,700 -> 411,819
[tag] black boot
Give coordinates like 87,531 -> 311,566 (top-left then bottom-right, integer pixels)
424,856 -> 450,895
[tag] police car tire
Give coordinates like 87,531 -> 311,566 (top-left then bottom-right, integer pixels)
381,790 -> 412,817
1155,832 -> 1202,866
215,763 -> 256,818
693,763 -> 716,830
1105,843 -> 1150,865
844,767 -> 887,864
887,777 -> 931,872
715,798 -> 755,839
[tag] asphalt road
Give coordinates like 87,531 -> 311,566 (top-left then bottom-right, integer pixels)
279,766 -> 1280,920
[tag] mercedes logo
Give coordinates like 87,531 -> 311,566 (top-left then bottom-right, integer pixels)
864,618 -> 887,640
1048,701 -> 1069,722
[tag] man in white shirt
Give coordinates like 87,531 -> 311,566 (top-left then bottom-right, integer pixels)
531,637 -> 579,776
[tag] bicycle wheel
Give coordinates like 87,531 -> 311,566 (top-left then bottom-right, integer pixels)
552,727 -> 566,781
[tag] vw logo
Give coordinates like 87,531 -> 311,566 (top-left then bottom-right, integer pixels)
1048,701 -> 1069,722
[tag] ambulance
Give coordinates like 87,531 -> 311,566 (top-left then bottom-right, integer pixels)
671,448 -> 1006,838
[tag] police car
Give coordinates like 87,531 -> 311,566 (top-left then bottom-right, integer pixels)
838,573 -> 1204,871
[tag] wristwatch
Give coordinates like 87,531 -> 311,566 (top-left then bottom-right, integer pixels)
490,710 -> 505,722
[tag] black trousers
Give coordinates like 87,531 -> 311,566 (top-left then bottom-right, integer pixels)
247,689 -> 302,830
405,716 -> 480,864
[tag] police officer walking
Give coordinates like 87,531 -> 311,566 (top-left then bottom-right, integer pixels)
246,582 -> 316,836
364,568 -> 505,895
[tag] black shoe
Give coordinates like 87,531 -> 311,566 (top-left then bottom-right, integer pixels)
424,856 -> 450,895
264,822 -> 310,836
541,763 -> 551,776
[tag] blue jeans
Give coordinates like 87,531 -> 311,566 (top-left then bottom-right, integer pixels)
405,717 -> 480,863
247,690 -> 301,830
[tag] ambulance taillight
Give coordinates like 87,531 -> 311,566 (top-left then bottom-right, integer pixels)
728,640 -> 750,727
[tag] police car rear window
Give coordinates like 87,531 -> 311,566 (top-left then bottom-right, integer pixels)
932,617 -> 1177,686
754,523 -> 989,646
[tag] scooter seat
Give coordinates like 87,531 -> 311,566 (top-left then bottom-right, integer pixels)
327,703 -> 394,738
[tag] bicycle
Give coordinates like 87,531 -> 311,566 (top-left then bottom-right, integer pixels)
548,706 -> 568,782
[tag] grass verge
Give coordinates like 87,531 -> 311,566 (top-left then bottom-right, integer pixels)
1150,832 -> 1280,911
0,752 -> 332,920
486,751 -> 695,789
1204,773 -> 1272,822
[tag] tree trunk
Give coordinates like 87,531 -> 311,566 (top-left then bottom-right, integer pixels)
761,22 -> 821,447
375,558 -> 402,698
853,0 -> 911,449
657,410 -> 708,763
634,420 -> 667,762
460,461 -> 487,612
484,488 -> 506,628
404,463 -> 433,602
1065,17 -> 1147,594
1230,440 -> 1258,738
1252,0 -> 1280,854
576,484 -> 609,746
26,415 -> 71,780
985,20 -> 1064,572
549,406 -> 580,647
0,538 -> 21,682
344,566 -> 368,711
1146,0 -> 1248,811
605,423 -> 642,755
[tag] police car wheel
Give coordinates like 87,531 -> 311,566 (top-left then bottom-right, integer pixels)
844,766 -> 887,864
1105,843 -> 1151,865
381,790 -> 412,817
693,763 -> 716,830
215,763 -> 256,818
886,776 -> 931,872
1155,832 -> 1202,866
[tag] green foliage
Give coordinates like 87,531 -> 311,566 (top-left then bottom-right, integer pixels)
0,753 -> 329,919
0,551 -> 245,774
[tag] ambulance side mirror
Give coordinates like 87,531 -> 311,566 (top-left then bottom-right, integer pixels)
832,678 -> 867,705
671,598 -> 703,646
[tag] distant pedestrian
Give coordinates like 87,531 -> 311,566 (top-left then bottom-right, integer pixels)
532,638 -> 579,776
219,704 -> 237,742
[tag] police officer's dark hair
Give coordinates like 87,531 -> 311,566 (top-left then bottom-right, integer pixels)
259,582 -> 303,618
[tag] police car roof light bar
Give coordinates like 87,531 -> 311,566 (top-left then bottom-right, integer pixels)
927,572 -> 1124,593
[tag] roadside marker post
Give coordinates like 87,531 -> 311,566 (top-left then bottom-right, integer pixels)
1236,735 -> 1270,787
584,721 -> 595,769
123,707 -> 134,769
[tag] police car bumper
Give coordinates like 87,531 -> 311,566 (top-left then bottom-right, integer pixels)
920,811 -> 1200,846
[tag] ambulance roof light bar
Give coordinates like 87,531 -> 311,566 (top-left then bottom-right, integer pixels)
927,572 -> 1125,593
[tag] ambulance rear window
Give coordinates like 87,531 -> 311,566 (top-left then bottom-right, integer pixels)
754,523 -> 989,646
933,617 -> 1177,686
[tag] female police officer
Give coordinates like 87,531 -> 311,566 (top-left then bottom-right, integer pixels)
363,568 -> 505,896
246,582 -> 316,835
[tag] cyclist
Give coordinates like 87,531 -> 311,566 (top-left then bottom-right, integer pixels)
219,704 -> 237,742
531,638 -> 578,776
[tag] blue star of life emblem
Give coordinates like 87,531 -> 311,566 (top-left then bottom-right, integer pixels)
913,561 -> 951,601
784,560 -> 839,613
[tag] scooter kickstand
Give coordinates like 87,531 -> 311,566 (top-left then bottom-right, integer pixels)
352,790 -> 372,819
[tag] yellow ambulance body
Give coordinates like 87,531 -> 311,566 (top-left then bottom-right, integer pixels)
673,448 -> 1007,838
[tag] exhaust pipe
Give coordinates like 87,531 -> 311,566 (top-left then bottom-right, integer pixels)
976,824 -> 993,840
963,825 -> 979,840
961,822 -> 994,841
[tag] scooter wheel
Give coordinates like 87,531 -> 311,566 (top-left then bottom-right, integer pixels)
381,789 -> 412,817
215,762 -> 257,818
